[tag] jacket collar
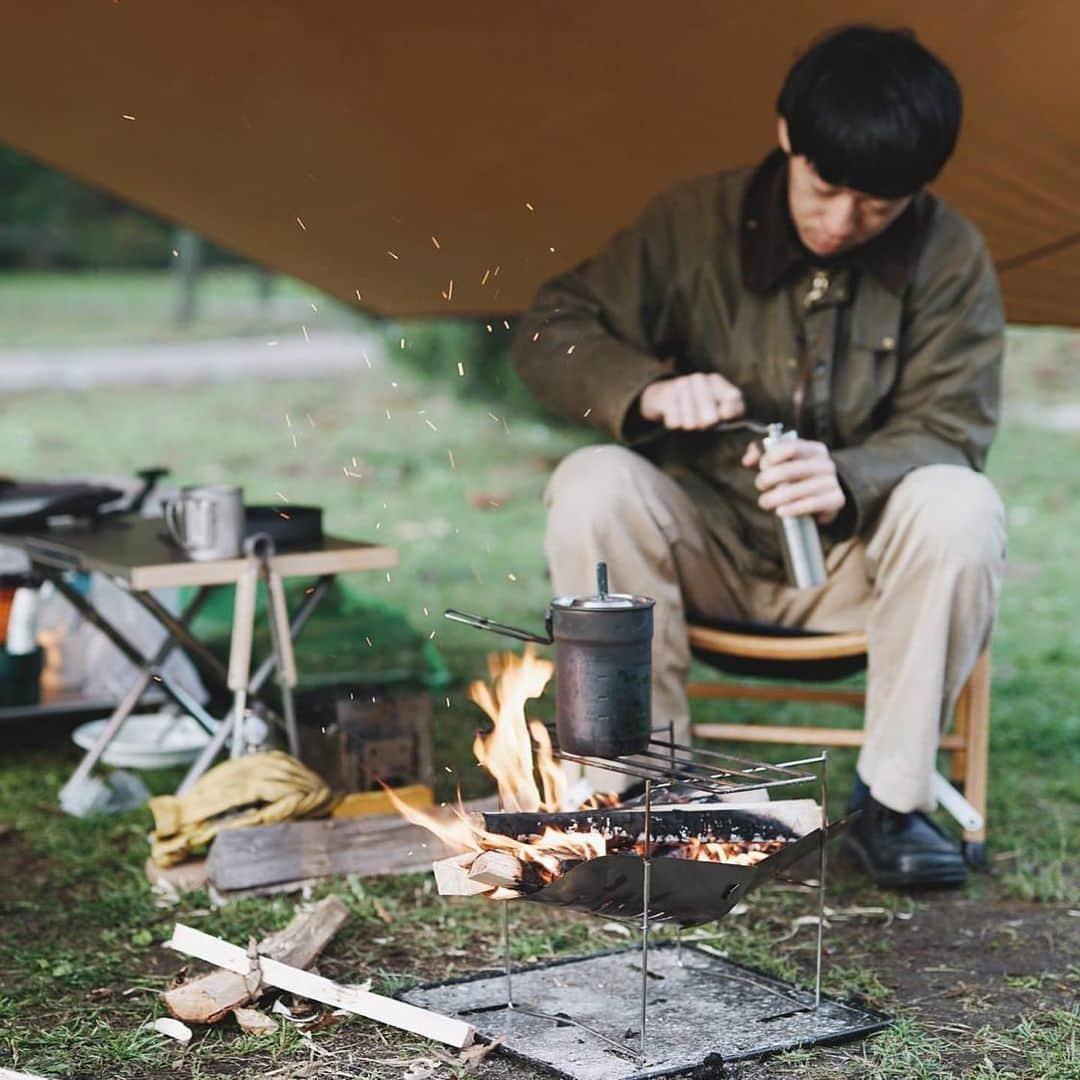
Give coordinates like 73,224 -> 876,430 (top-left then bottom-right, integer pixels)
740,149 -> 929,297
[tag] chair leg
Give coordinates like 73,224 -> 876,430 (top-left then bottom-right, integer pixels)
950,676 -> 970,783
960,648 -> 991,867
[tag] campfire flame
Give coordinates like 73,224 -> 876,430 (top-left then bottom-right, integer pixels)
384,647 -> 602,876
469,647 -> 563,812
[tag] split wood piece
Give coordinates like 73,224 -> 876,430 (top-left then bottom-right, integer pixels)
145,855 -> 209,895
432,852 -> 492,897
166,923 -> 475,1049
466,850 -> 522,889
163,894 -> 349,1024
206,800 -> 497,892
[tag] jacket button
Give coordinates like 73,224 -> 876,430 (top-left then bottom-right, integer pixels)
881,336 -> 896,350
786,357 -> 798,368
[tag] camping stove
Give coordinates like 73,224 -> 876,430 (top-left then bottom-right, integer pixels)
404,735 -> 888,1076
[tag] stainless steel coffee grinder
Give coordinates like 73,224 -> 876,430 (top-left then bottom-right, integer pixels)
762,423 -> 828,589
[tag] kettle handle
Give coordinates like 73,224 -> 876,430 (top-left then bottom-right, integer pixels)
444,608 -> 553,645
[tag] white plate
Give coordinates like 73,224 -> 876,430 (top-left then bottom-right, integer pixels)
72,712 -> 212,770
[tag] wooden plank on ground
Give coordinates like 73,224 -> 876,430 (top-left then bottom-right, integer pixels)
166,923 -> 474,1048
163,895 -> 349,1024
206,801 -> 496,892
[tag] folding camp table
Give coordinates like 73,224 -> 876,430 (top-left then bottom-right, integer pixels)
2,518 -> 397,812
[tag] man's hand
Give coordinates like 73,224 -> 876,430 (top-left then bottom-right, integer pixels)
742,437 -> 846,525
639,373 -> 745,430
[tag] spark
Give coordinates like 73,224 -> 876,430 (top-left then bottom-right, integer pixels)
448,450 -> 456,469
285,414 -> 293,427
267,340 -> 279,347
362,349 -> 372,368
400,337 -> 406,349
503,320 -> 510,330
431,235 -> 440,249
532,331 -> 540,342
388,250 -> 399,260
386,409 -> 392,420
122,114 -> 136,121
375,521 -> 381,529
306,412 -> 316,427
425,418 -> 438,431
494,265 -> 500,276
549,246 -> 556,253
301,325 -> 309,342
365,636 -> 373,647
386,571 -> 392,583
445,699 -> 451,709
481,268 -> 491,286
485,324 -> 493,333
457,362 -> 465,377
423,606 -> 429,616
583,408 -> 592,418
429,630 -> 437,639
567,345 -> 575,355
355,289 -> 363,301
311,302 -> 318,312
276,491 -> 290,503
352,456 -> 358,467
291,433 -> 297,448
487,412 -> 500,422
445,278 -> 453,301
296,217 -> 307,230
525,202 -> 534,211
507,573 -> 518,582
171,249 -> 178,257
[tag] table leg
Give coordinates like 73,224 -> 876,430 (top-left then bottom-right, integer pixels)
44,572 -> 219,735
175,575 -> 334,792
56,585 -> 213,811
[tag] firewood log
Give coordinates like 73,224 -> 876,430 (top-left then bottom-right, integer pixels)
466,850 -> 523,889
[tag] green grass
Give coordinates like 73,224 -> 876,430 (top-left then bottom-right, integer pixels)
0,274 -> 1077,1077
0,267 -> 365,347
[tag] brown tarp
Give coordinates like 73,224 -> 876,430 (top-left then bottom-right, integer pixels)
1,2 -> 1077,325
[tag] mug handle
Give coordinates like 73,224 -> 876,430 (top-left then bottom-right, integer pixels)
164,499 -> 187,549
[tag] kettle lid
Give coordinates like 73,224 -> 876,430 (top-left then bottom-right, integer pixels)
551,592 -> 654,611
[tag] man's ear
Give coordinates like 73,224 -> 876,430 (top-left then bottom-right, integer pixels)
777,117 -> 791,155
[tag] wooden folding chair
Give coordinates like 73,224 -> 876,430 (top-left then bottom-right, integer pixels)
687,620 -> 991,866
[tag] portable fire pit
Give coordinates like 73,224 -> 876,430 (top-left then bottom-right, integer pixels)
402,733 -> 890,1076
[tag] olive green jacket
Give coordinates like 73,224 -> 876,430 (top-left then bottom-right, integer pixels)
513,151 -> 1004,580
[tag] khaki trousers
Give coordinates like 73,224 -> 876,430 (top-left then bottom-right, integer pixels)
544,445 -> 1005,813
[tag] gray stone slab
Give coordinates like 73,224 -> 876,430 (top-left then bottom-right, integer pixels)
402,944 -> 887,1079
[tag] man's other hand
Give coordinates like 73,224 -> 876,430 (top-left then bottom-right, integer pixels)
742,437 -> 846,525
639,373 -> 745,430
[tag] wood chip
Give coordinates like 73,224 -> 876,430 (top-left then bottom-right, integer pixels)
233,1007 -> 277,1035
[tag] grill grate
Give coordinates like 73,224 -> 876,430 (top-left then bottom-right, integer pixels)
556,733 -> 819,798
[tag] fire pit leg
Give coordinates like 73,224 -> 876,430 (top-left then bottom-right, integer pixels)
639,778 -> 652,1062
501,900 -> 514,1008
814,751 -> 829,1010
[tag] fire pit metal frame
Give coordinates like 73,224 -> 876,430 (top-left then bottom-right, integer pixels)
487,734 -> 832,1066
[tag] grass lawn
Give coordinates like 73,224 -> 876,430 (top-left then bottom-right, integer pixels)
0,268 -> 364,347
0,273 -> 1077,1078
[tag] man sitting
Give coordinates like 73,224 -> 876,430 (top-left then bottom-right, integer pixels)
513,25 -> 1005,889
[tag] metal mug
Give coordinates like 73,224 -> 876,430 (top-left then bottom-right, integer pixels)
164,485 -> 244,561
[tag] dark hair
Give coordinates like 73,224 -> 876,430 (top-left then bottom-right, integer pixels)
777,25 -> 962,197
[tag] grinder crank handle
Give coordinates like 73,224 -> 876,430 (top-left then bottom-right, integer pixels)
444,608 -> 552,645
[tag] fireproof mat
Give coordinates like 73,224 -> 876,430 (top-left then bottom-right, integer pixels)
402,944 -> 889,1079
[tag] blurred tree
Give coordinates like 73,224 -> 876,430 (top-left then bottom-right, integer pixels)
173,228 -> 203,326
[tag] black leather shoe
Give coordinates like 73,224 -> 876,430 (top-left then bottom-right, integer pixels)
845,796 -> 966,889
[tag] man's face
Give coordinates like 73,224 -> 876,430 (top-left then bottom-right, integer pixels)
778,119 -> 912,258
